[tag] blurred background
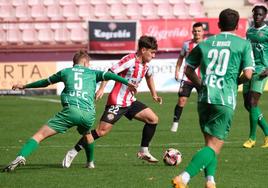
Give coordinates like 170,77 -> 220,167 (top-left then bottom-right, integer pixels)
0,0 -> 267,95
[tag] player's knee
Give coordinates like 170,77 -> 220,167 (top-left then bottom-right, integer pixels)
146,114 -> 159,124
178,98 -> 187,106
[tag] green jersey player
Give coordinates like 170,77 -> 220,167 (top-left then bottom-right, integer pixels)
242,5 -> 268,149
172,9 -> 254,188
2,50 -> 136,172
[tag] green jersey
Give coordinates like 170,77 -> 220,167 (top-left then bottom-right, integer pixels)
25,65 -> 129,112
48,65 -> 105,111
246,24 -> 268,73
186,32 -> 254,109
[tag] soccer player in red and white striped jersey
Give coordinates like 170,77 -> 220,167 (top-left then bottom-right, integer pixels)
171,22 -> 204,132
62,36 -> 162,167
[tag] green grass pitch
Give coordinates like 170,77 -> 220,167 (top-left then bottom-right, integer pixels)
0,92 -> 268,188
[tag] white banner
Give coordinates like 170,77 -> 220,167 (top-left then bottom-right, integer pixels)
56,59 -> 183,95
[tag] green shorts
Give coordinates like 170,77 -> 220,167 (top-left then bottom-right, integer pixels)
243,73 -> 268,94
47,106 -> 95,135
198,103 -> 234,140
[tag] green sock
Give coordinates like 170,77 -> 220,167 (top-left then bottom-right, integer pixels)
185,146 -> 215,177
204,155 -> 217,177
249,106 -> 259,140
257,112 -> 268,136
18,138 -> 39,158
84,142 -> 94,162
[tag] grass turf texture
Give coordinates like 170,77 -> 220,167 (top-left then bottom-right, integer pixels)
0,92 -> 268,188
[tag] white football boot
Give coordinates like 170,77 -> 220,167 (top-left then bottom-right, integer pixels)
2,156 -> 26,172
62,149 -> 78,168
85,161 -> 95,169
170,122 -> 179,132
137,151 -> 159,163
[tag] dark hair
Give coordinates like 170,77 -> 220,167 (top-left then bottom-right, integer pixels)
192,22 -> 203,28
73,50 -> 90,65
138,35 -> 158,50
252,5 -> 267,14
219,8 -> 240,31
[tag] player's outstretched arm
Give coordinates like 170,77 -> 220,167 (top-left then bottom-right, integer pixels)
12,79 -> 51,90
145,74 -> 162,104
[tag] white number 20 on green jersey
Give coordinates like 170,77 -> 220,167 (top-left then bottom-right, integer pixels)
206,49 -> 230,76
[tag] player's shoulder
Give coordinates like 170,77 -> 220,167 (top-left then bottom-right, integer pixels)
120,53 -> 136,61
118,53 -> 136,65
183,39 -> 193,45
208,33 -> 248,44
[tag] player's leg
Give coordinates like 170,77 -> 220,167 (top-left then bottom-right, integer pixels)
254,77 -> 268,147
62,105 -> 126,167
243,76 -> 268,148
204,156 -> 217,188
128,101 -> 159,163
3,125 -> 57,172
171,96 -> 187,132
249,92 -> 268,148
242,91 -> 258,148
203,134 -> 219,188
82,121 -> 113,168
171,81 -> 193,132
172,103 -> 231,187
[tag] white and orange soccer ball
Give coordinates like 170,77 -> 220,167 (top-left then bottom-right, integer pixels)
163,148 -> 182,166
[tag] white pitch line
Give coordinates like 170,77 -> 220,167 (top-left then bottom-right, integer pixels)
20,96 -> 61,103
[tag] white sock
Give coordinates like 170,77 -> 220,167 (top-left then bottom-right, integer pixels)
206,176 -> 215,184
140,147 -> 149,153
181,171 -> 190,185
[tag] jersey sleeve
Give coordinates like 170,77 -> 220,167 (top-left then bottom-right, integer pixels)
25,70 -> 62,88
185,44 -> 201,69
242,41 -> 255,70
94,70 -> 106,82
48,70 -> 62,84
103,71 -> 129,85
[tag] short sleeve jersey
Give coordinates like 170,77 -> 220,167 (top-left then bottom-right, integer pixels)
179,39 -> 201,82
186,32 -> 254,109
246,24 -> 268,73
48,64 -> 106,111
107,53 -> 152,107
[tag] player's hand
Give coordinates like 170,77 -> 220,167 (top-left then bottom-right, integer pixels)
127,82 -> 137,95
259,69 -> 268,79
153,95 -> 162,104
95,89 -> 104,100
12,84 -> 25,90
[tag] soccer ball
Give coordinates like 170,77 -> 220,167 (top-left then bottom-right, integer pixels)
163,148 -> 182,166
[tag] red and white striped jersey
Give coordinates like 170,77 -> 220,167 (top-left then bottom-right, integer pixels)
107,53 -> 152,107
179,39 -> 201,82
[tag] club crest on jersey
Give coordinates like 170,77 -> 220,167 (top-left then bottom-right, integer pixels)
107,113 -> 115,120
